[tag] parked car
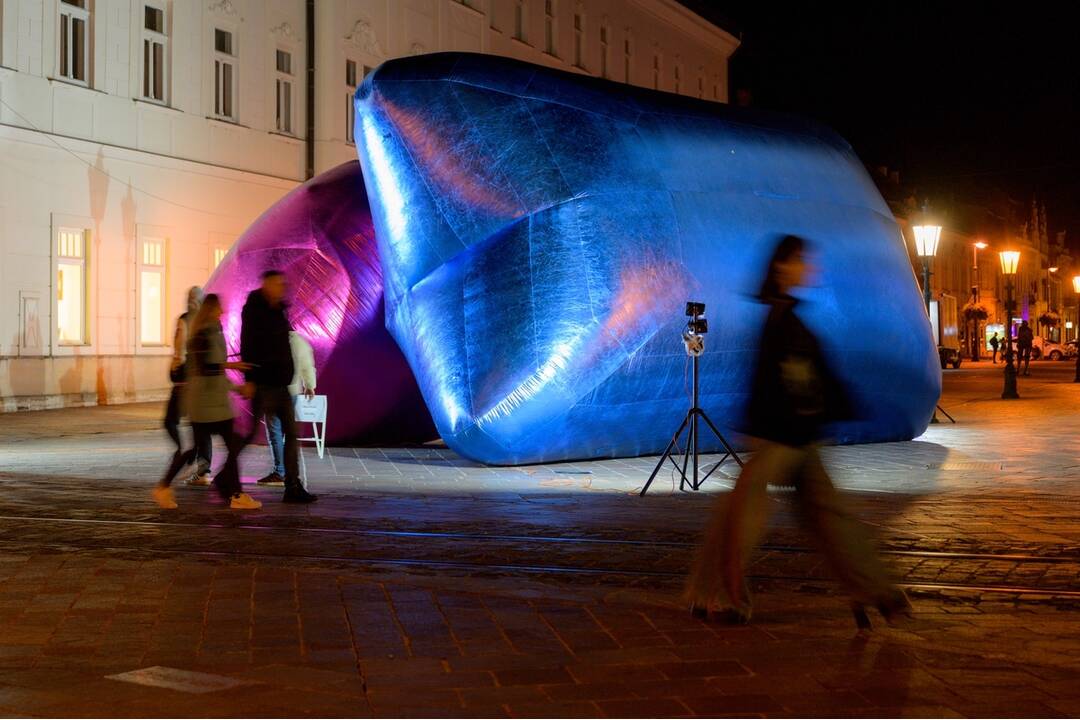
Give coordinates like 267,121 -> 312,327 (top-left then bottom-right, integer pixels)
1065,340 -> 1078,359
1031,336 -> 1068,360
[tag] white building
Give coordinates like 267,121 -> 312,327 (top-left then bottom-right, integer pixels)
0,0 -> 739,411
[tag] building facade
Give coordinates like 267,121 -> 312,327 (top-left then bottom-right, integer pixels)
0,0 -> 739,411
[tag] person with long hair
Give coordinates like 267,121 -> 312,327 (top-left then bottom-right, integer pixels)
153,294 -> 261,510
163,286 -> 213,484
685,234 -> 910,626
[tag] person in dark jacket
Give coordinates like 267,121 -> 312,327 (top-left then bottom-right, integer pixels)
684,235 -> 909,626
989,332 -> 1000,364
240,270 -> 317,503
1017,320 -> 1034,375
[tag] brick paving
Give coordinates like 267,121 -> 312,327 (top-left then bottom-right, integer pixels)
0,361 -> 1078,717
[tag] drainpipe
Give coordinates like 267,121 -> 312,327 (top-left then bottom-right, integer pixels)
305,0 -> 315,179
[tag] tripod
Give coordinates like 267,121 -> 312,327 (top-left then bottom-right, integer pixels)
640,346 -> 744,497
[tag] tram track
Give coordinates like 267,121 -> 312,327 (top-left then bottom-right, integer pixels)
0,512 -> 1077,600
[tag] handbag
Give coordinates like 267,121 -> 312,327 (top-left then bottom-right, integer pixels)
169,362 -> 186,384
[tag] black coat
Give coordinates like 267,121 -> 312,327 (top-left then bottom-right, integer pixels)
744,295 -> 853,446
240,289 -> 294,387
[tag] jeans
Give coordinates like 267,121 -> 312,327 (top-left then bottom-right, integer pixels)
268,414 -> 285,477
685,440 -> 903,610
164,384 -> 212,471
160,419 -> 242,499
248,385 -> 301,490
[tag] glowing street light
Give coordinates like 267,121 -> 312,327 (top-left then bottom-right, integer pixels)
999,250 -> 1020,399
913,222 -> 943,315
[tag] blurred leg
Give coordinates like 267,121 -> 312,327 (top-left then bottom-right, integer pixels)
212,420 -> 243,500
718,442 -> 801,610
795,448 -> 902,607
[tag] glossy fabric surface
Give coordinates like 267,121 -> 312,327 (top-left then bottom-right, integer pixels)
205,160 -> 434,445
354,53 -> 939,465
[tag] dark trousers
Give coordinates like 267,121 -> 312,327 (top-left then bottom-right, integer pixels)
161,419 -> 242,499
1019,346 -> 1031,372
991,348 -> 998,363
164,385 -> 212,470
248,385 -> 301,489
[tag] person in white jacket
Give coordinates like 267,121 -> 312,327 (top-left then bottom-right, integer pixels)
258,331 -> 316,486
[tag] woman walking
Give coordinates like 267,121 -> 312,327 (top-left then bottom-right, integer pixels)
163,286 -> 213,484
153,294 -> 261,510
685,234 -> 909,626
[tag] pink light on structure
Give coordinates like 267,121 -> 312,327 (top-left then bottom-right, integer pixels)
204,160 -> 434,445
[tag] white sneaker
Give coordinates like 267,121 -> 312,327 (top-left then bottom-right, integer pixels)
152,485 -> 178,509
187,472 -> 211,486
230,493 -> 262,510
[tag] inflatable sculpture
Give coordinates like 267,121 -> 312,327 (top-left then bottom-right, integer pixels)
353,52 -> 939,465
205,160 -> 434,445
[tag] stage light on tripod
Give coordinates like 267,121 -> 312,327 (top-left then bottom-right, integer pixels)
685,301 -> 706,317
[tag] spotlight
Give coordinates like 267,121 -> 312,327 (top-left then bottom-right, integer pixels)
685,301 -> 706,317
687,318 -> 708,335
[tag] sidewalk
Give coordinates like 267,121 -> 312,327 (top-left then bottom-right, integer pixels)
0,364 -> 1078,717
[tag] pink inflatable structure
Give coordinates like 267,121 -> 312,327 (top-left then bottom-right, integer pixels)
204,160 -> 434,445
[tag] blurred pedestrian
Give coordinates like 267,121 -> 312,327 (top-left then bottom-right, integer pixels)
241,270 -> 318,503
153,294 -> 261,510
163,286 -> 213,486
1017,321 -> 1034,375
685,235 -> 909,626
989,332 -> 1000,364
258,330 -> 317,487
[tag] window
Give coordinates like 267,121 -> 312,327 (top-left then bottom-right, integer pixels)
623,35 -> 632,83
56,228 -> 87,345
212,246 -> 228,270
58,0 -> 90,85
142,3 -> 168,102
213,28 -> 236,120
652,52 -> 660,90
599,25 -> 608,78
543,0 -> 556,55
275,49 -> 293,134
139,238 -> 166,345
513,0 -> 526,42
573,13 -> 584,68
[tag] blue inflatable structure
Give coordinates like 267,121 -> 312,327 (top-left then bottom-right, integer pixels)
354,52 -> 939,465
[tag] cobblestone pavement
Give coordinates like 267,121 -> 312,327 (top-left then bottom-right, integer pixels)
0,362 -> 1078,717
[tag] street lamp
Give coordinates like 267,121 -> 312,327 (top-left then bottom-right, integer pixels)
1073,275 -> 1080,383
1000,250 -> 1020,399
1047,266 -> 1059,340
971,241 -> 988,360
913,223 -> 943,315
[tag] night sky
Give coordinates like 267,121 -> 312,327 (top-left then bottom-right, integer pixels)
682,3 -> 1080,243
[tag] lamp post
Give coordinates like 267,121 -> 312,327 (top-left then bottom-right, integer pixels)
1073,275 -> 1080,383
1045,266 -> 1059,340
971,241 -> 987,360
1000,250 -> 1020,399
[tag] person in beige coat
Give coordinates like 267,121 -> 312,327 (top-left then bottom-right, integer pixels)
153,294 -> 261,510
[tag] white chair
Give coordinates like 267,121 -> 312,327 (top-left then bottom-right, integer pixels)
293,394 -> 327,458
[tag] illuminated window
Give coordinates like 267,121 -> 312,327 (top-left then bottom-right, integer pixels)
573,12 -> 584,68
212,246 -> 228,269
142,3 -> 168,103
58,0 -> 90,85
275,49 -> 293,134
213,28 -> 236,120
345,59 -> 357,145
543,0 -> 556,55
140,238 -> 166,346
56,228 -> 87,345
